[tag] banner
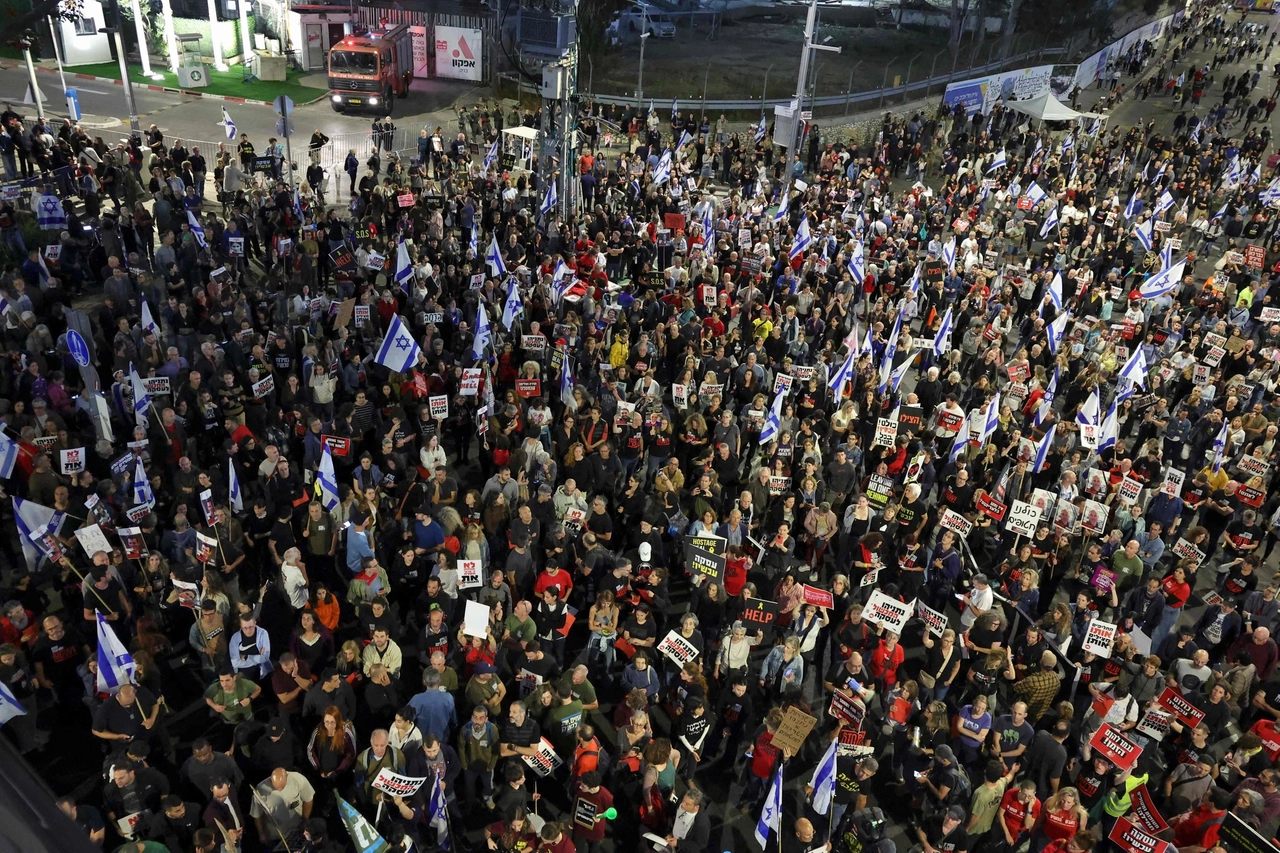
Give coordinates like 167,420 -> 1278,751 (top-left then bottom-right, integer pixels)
371,769 -> 429,797
435,26 -> 483,81
943,63 -> 1077,116
864,590 -> 913,635
1090,723 -> 1142,771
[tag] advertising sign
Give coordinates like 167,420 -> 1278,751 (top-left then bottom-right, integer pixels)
435,26 -> 483,81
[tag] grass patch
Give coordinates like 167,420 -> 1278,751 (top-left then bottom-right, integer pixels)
62,61 -> 325,102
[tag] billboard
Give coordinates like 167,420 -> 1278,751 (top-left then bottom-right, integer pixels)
435,26 -> 483,81
1075,13 -> 1175,89
943,64 -> 1076,116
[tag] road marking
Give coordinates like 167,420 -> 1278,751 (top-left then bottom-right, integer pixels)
74,87 -> 113,95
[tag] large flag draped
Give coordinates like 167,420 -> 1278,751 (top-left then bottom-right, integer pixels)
374,315 -> 422,374
810,736 -> 837,815
317,444 -> 340,511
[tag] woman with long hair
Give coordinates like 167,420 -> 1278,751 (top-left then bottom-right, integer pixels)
587,590 -> 620,673
1031,788 -> 1090,853
307,705 -> 357,807
484,805 -> 536,853
290,609 -> 335,676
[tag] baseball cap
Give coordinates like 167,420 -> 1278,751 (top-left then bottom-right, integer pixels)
946,806 -> 966,822
475,662 -> 496,674
639,542 -> 652,561
268,719 -> 286,736
935,744 -> 955,762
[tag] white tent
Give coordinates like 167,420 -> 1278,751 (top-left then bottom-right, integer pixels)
1005,93 -> 1084,122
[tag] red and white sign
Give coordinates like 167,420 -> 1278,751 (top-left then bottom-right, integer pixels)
1109,817 -> 1171,853
802,585 -> 835,609
1090,723 -> 1142,771
1155,687 -> 1206,729
435,26 -> 483,81
428,395 -> 449,419
1082,619 -> 1117,658
515,378 -> 542,398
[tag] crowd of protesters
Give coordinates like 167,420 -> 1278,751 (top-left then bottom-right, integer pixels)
8,3 -> 1280,853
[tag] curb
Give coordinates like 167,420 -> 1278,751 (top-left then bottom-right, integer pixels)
4,61 -> 326,108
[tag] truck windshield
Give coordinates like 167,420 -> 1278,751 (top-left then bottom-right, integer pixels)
330,50 -> 378,72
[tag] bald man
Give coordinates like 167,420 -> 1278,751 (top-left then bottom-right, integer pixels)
784,817 -> 831,853
250,768 -> 314,842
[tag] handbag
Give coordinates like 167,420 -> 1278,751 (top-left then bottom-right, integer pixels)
920,671 -> 937,689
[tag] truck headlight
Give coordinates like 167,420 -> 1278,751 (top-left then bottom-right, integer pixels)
369,97 -> 379,105
332,95 -> 342,102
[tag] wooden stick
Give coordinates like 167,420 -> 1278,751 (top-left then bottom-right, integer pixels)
61,558 -> 117,616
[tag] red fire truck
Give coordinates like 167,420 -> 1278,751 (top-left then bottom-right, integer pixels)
327,23 -> 415,113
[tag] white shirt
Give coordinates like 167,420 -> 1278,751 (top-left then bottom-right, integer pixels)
962,586 -> 994,628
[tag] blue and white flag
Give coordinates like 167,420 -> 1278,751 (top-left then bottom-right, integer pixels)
1033,424 -> 1056,474
540,181 -> 558,218
889,355 -> 914,394
0,431 -> 17,479
1039,204 -> 1059,239
395,240 -> 414,291
1046,310 -> 1070,354
483,137 -> 499,172
986,149 -> 1007,173
774,188 -> 790,223
221,105 -> 236,140
702,203 -> 715,244
933,307 -> 954,355
501,277 -> 523,330
1260,178 -> 1280,207
293,186 -> 304,221
129,365 -> 151,428
1047,272 -> 1064,312
810,736 -> 838,815
559,347 -> 574,401
429,769 -> 450,850
317,444 -> 340,511
34,191 -> 66,230
1031,138 -> 1044,160
1098,400 -> 1119,453
1211,201 -> 1229,222
754,763 -> 783,847
1212,420 -> 1229,474
789,216 -> 812,261
829,346 -> 856,399
1154,189 -> 1175,217
0,678 -> 26,727
979,392 -> 1001,446
469,223 -> 479,257
1124,191 -> 1141,220
13,497 -> 62,571
949,411 -> 971,465
942,236 -> 957,274
1119,345 -> 1148,388
671,98 -> 678,121
1225,156 -> 1242,186
229,463 -> 242,513
1060,134 -> 1074,157
1138,258 -> 1186,299
187,211 -> 206,248
1022,182 -> 1046,206
473,300 -> 492,360
1077,388 -> 1100,428
140,298 -> 161,339
133,454 -> 154,511
652,149 -> 673,186
883,312 -> 903,364
1240,157 -> 1256,185
847,241 -> 864,283
677,129 -> 694,150
485,233 -> 507,278
1133,218 -> 1153,252
375,314 -> 422,374
755,114 -> 767,144
759,389 -> 785,445
1036,367 -> 1059,428
1160,240 -> 1173,273
96,612 -> 136,693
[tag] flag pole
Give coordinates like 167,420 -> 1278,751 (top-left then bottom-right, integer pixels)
251,788 -> 294,853
59,556 -> 117,616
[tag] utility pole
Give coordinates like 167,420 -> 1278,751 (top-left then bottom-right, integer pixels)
101,27 -> 141,135
636,10 -> 649,109
777,0 -> 839,210
20,37 -> 43,120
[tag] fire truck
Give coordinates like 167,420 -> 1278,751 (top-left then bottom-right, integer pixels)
327,23 -> 415,113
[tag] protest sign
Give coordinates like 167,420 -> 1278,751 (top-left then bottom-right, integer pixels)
741,597 -> 778,630
118,527 -> 148,560
252,375 -> 275,399
771,707 -> 818,754
574,798 -> 600,830
195,531 -> 217,563
866,474 -> 894,508
523,738 -> 564,776
458,560 -> 483,590
1155,687 -> 1206,728
859,569 -> 880,588
686,546 -> 726,585
1171,538 -> 1206,569
939,509 -> 973,536
976,493 -> 1007,521
873,418 -> 898,447
515,379 -> 542,398
1118,477 -> 1143,505
462,600 -> 491,637
1081,500 -> 1110,535
429,395 -> 449,419
864,590 -> 914,635
803,585 -> 835,609
916,600 -> 947,638
1082,619 -> 1117,658
75,524 -> 112,559
1005,501 -> 1041,537
828,691 -> 866,727
657,631 -> 701,666
685,534 -> 726,556
1136,708 -> 1172,742
461,368 -> 482,395
143,376 -> 170,396
1129,784 -> 1168,833
59,447 -> 85,475
371,769 -> 428,797
1108,817 -> 1171,853
1090,723 -> 1142,771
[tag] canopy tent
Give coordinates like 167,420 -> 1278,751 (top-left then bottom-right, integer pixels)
1005,93 -> 1085,122
501,126 -> 541,172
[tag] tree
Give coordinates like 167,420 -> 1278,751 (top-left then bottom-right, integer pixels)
949,0 -> 974,53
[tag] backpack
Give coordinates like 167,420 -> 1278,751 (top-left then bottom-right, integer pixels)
946,766 -> 972,808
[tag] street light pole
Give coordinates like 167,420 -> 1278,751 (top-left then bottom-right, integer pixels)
636,7 -> 648,109
777,0 -> 839,204
101,28 -> 141,135
20,39 -> 43,120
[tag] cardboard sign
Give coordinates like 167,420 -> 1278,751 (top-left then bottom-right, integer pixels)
741,597 -> 778,629
939,508 -> 973,536
1162,468 -> 1186,496
976,492 -> 1007,522
1108,817 -> 1171,853
771,707 -> 818,755
802,585 -> 835,609
897,405 -> 925,435
864,590 -> 914,635
252,375 -> 275,399
59,447 -> 85,475
686,546 -> 726,585
143,376 -> 170,396
74,523 -> 112,559
1261,306 -> 1280,323
774,373 -> 794,395
428,395 -> 449,419
767,475 -> 790,496
1129,784 -> 1168,832
515,378 -> 542,398
1005,500 -> 1042,537
672,383 -> 688,409
1082,619 -> 1117,658
371,769 -> 428,797
828,690 -> 866,726
1117,477 -> 1143,505
461,368 -> 482,395
1155,687 -> 1206,728
657,630 -> 701,666
1193,364 -> 1210,385
523,737 -> 564,777
1239,455 -> 1270,478
521,334 -> 546,353
458,560 -> 483,590
1090,723 -> 1142,771
916,599 -> 947,638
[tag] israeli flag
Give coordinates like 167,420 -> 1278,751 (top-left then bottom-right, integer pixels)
1261,178 -> 1280,207
502,277 -> 524,330
395,240 -> 414,292
485,233 -> 507,279
829,346 -> 857,399
540,181 -> 558,218
0,430 -> 17,479
1077,388 -> 1100,427
483,137 -> 500,172
1039,204 -> 1059,239
317,444 -> 340,511
13,497 -> 62,571
1060,135 -> 1074,156
560,349 -> 574,401
1046,272 -> 1064,312
96,612 -> 137,693
140,298 -> 161,339
129,365 -> 151,428
653,150 -> 673,186
986,149 -> 1007,173
810,736 -> 838,815
133,455 -> 154,510
187,211 -> 206,248
229,464 -> 242,513
759,389 -> 785,445
1137,258 -> 1186,299
1226,156 -> 1241,186
220,105 -> 236,140
774,188 -> 790,223
671,98 -> 678,121
0,678 -> 26,727
1046,310 -> 1070,354
1160,240 -> 1173,273
847,241 -> 864,283
1036,367 -> 1059,428
889,356 -> 914,393
33,191 -> 66,230
942,236 -> 957,274
754,764 -> 783,848
677,129 -> 694,150
883,312 -> 903,363
1154,189 -> 1175,217
949,411 -> 971,465
1133,218 -> 1154,252
1212,420 -> 1229,474
293,186 -> 304,221
1033,423 -> 1056,473
1098,400 -> 1119,453
755,114 -> 767,144
1032,138 -> 1044,160
375,314 -> 422,374
789,216 -> 812,261
1124,191 -> 1141,220
907,263 -> 922,298
1022,182 -> 1046,206
934,307 -> 954,355
1211,201 -> 1229,221
1119,345 -> 1148,388
469,223 -> 479,257
979,391 -> 1002,446
473,300 -> 492,360
428,769 -> 450,849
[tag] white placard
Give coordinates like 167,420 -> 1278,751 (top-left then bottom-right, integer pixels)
429,395 -> 449,418
1082,619 -> 1117,658
939,508 -> 973,536
462,600 -> 491,637
458,560 -> 483,590
59,447 -> 86,475
1005,500 -> 1042,537
864,590 -> 914,635
371,769 -> 429,797
75,523 -> 112,559
656,630 -> 700,665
